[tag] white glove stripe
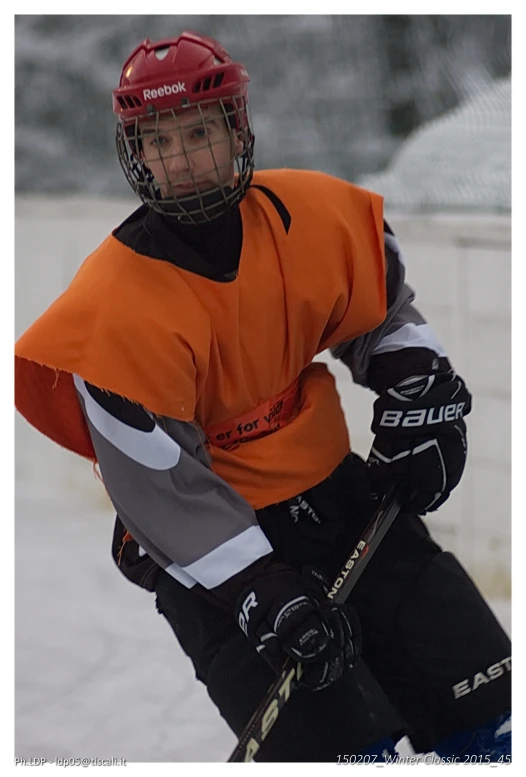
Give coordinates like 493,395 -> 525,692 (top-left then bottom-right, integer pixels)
387,375 -> 436,403
451,377 -> 462,400
387,388 -> 413,402
373,438 -> 448,510
411,438 -> 447,491
425,492 -> 444,510
413,438 -> 448,508
256,631 -> 278,653
370,445 -> 412,464
259,631 -> 278,643
273,596 -> 310,632
412,438 -> 438,455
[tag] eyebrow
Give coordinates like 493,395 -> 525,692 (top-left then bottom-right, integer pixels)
140,118 -> 220,136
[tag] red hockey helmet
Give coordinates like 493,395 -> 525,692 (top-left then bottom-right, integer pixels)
113,32 -> 255,223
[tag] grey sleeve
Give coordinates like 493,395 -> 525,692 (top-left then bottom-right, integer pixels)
73,375 -> 273,592
331,225 -> 449,389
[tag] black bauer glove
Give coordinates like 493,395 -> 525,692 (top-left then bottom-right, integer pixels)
367,372 -> 472,514
235,566 -> 360,692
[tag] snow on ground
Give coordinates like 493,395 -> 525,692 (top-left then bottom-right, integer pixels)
15,420 -> 511,764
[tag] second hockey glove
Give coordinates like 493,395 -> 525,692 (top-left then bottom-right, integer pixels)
235,565 -> 360,692
367,372 -> 472,514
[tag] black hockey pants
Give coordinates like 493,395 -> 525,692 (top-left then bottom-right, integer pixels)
154,453 -> 511,761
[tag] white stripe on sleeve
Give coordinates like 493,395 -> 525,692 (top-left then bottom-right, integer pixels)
182,525 -> 273,589
74,374 -> 181,470
372,323 -> 447,356
165,561 -> 198,589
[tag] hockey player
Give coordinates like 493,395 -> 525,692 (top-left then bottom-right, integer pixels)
15,32 -> 511,762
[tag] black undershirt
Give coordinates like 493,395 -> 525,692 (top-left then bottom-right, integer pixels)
162,207 -> 243,278
114,184 -> 290,283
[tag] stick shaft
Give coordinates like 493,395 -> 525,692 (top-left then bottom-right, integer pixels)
227,484 -> 405,762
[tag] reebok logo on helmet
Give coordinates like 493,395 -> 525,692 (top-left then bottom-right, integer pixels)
143,83 -> 186,100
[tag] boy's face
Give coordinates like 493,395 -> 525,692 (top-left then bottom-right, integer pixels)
138,103 -> 243,198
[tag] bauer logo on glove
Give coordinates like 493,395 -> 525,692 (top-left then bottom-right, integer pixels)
379,402 -> 466,428
368,372 -> 472,514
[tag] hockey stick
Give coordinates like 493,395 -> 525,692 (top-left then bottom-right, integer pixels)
227,482 -> 406,762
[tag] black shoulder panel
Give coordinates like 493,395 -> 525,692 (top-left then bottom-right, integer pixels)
112,204 -> 165,259
110,205 -> 240,282
251,184 -> 291,234
84,381 -> 155,432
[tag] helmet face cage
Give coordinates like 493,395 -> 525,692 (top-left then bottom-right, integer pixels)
116,96 -> 255,224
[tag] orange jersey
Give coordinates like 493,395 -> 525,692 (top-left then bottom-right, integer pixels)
15,169 -> 386,508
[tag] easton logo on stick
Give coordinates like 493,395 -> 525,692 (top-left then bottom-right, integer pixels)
328,541 -> 367,599
243,662 -> 304,761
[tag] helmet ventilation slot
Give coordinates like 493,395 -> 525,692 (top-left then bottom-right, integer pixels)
192,72 -> 225,94
117,95 -> 143,109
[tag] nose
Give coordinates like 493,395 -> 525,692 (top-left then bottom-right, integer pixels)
163,136 -> 191,176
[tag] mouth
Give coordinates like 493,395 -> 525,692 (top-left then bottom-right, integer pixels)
170,181 -> 213,195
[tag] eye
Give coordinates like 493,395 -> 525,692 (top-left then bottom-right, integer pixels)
191,126 -> 209,140
147,135 -> 167,148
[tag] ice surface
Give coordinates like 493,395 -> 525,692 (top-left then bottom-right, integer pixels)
16,491 -> 236,762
